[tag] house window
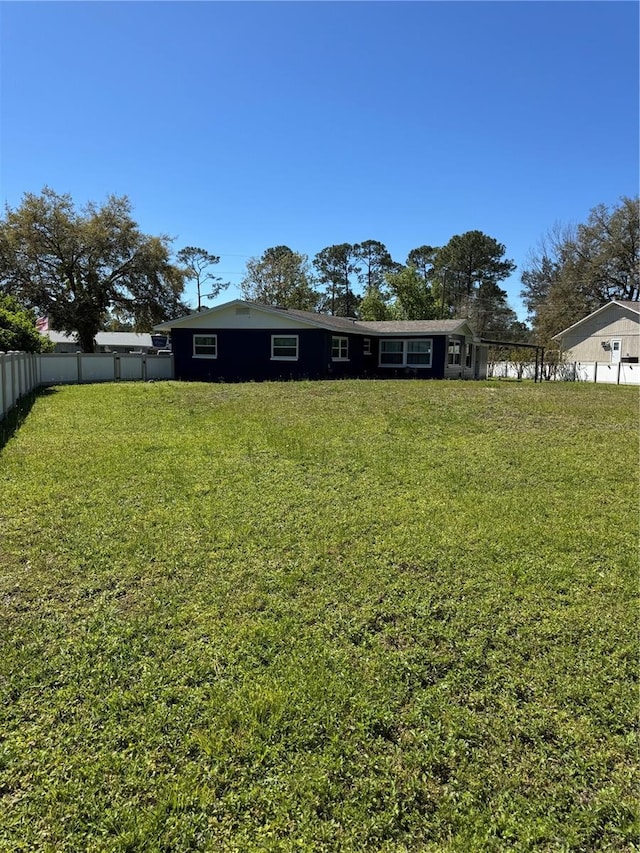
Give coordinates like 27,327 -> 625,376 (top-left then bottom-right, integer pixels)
448,340 -> 462,366
193,335 -> 217,358
271,335 -> 298,360
380,339 -> 432,368
363,338 -> 371,355
332,336 -> 349,360
380,340 -> 404,365
465,344 -> 473,368
407,340 -> 432,366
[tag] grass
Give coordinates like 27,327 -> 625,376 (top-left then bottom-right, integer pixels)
0,379 -> 637,852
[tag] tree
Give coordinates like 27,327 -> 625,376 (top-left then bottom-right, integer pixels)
0,295 -> 53,352
406,245 -> 438,284
176,246 -> 228,312
0,188 -> 187,352
240,246 -> 318,310
359,286 -> 392,321
433,231 -> 516,335
351,240 -> 399,320
385,265 -> 437,320
521,196 -> 639,344
313,243 -> 361,316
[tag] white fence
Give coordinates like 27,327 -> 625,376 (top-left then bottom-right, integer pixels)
1,351 -> 174,421
489,360 -> 640,386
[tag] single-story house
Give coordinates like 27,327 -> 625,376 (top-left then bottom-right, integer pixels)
44,331 -> 170,354
154,300 -> 488,382
552,300 -> 639,364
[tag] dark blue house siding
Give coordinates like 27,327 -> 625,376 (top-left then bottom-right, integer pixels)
171,327 -> 459,382
173,328 -> 370,382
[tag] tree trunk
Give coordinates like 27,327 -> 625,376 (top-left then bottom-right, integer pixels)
77,327 -> 96,353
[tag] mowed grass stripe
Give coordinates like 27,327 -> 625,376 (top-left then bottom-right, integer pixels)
0,380 -> 637,852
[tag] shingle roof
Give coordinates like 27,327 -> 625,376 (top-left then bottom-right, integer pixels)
155,300 -> 478,337
256,305 -> 472,336
355,319 -> 469,334
613,300 -> 640,313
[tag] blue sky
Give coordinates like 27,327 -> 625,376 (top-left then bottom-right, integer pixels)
1,1 -> 637,319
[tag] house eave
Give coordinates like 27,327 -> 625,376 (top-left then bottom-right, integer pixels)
552,300 -> 640,341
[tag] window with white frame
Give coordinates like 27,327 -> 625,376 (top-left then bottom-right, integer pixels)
193,335 -> 217,358
380,340 -> 404,365
271,335 -> 298,360
331,336 -> 349,360
407,340 -> 432,366
363,338 -> 371,355
379,339 -> 432,368
448,340 -> 462,366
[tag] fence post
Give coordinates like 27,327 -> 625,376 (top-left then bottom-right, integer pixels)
617,362 -> 622,385
594,362 -> 598,383
0,353 -> 6,419
11,353 -> 17,406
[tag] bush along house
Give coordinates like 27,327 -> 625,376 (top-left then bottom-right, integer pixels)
154,300 -> 488,382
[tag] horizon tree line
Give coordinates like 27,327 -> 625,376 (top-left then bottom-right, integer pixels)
0,187 -> 636,352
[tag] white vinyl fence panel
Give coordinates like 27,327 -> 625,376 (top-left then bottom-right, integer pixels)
1,352 -> 40,419
489,360 -> 640,386
146,354 -> 174,380
1,351 -> 174,422
39,354 -> 84,385
118,354 -> 145,381
573,362 -> 640,385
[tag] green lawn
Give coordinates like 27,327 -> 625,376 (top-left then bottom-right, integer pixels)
0,380 -> 637,852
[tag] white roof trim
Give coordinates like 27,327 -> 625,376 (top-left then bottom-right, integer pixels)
552,300 -> 640,340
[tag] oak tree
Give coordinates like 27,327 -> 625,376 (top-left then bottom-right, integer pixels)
0,188 -> 187,352
521,196 -> 639,344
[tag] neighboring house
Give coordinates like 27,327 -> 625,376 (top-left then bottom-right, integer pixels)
552,300 -> 640,364
44,331 -> 169,353
154,300 -> 488,382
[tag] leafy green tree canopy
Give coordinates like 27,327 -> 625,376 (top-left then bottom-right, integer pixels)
433,231 -> 516,334
0,295 -> 53,352
435,231 -> 516,295
385,266 -> 437,320
406,245 -> 438,283
240,246 -> 318,310
0,188 -> 187,352
521,196 -> 639,344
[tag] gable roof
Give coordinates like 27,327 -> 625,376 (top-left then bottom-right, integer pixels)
155,299 -> 478,338
552,299 -> 640,340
